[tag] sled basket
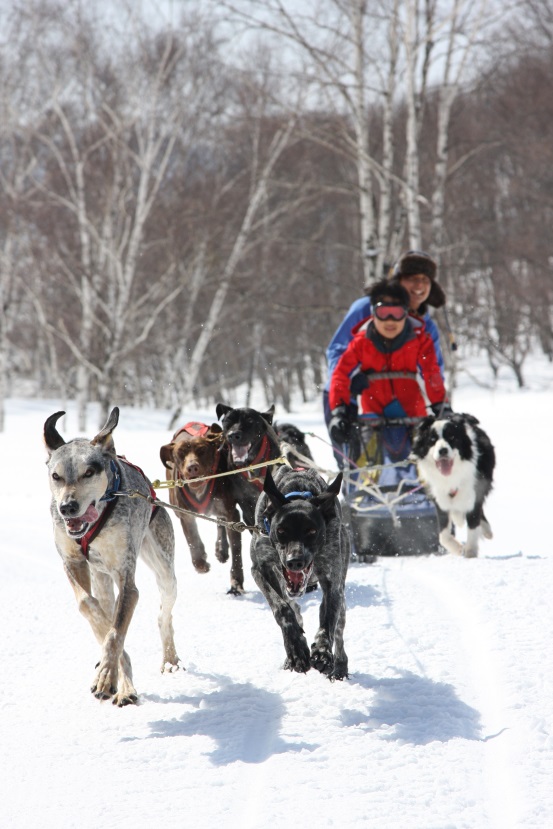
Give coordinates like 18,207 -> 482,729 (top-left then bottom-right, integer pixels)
341,416 -> 441,559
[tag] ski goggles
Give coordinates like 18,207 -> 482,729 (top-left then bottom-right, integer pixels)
374,302 -> 408,321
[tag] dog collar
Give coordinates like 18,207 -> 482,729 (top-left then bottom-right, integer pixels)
100,459 -> 121,502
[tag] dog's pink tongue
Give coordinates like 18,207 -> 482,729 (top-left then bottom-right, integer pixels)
287,570 -> 304,589
232,444 -> 250,464
436,458 -> 454,476
66,504 -> 99,530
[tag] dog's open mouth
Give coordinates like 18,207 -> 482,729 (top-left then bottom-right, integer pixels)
436,457 -> 454,476
282,561 -> 314,599
64,503 -> 99,537
231,443 -> 251,466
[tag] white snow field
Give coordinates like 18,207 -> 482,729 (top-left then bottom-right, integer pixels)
1,358 -> 551,829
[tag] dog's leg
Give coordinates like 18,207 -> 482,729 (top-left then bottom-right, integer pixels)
215,526 -> 229,563
92,570 -> 139,706
227,513 -> 245,595
435,506 -> 464,556
63,557 -> 138,704
439,527 -> 464,556
142,515 -> 182,673
251,550 -> 310,673
178,512 -> 210,574
464,505 -> 485,558
331,597 -> 349,680
310,576 -> 342,677
481,512 -> 493,539
91,570 -> 116,619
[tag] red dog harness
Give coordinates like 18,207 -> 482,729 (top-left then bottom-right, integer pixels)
240,434 -> 271,492
78,457 -> 158,559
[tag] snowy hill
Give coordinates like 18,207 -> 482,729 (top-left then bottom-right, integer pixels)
1,359 -> 552,829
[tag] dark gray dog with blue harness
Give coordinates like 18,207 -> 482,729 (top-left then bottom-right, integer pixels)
251,465 -> 349,679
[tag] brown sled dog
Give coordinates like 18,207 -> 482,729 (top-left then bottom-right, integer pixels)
160,421 -> 246,594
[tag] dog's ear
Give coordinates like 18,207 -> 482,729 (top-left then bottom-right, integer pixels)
311,472 -> 343,519
160,443 -> 175,470
411,416 -> 434,457
216,403 -> 232,421
262,404 -> 275,426
44,411 -> 66,454
209,423 -> 223,434
456,412 -> 480,427
91,407 -> 119,456
263,467 -> 287,509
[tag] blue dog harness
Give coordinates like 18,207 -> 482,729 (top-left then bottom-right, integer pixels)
263,490 -> 314,534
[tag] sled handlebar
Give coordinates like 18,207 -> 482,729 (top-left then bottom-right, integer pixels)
355,415 -> 424,428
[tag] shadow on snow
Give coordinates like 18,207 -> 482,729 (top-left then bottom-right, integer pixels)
343,669 -> 482,744
138,673 -> 317,765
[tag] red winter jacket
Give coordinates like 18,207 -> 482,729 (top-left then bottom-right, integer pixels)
329,317 -> 446,417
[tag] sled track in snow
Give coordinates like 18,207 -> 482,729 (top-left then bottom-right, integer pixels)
376,556 -> 521,829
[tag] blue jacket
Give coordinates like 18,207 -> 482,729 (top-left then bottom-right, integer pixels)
324,296 -> 445,392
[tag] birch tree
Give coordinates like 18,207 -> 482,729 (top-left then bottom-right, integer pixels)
26,7 -> 226,426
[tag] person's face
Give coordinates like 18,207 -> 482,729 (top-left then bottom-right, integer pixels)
373,300 -> 407,340
399,273 -> 431,311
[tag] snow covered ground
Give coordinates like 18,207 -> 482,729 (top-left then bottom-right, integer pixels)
1,357 -> 552,829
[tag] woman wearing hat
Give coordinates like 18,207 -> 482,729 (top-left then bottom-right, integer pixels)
322,250 -> 447,463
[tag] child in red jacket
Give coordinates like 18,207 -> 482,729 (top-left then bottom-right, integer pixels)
329,280 -> 450,445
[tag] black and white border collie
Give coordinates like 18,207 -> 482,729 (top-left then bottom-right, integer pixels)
411,413 -> 496,558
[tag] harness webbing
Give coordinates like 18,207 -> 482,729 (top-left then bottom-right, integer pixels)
239,434 -> 272,491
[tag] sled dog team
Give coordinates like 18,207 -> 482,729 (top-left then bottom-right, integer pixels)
44,401 -> 495,705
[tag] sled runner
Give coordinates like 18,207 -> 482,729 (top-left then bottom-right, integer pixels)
340,415 -> 441,560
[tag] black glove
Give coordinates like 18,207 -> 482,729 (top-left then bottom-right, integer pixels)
431,401 -> 454,418
350,371 -> 369,396
329,406 -> 352,444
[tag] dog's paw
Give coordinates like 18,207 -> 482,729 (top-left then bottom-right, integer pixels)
227,584 -> 245,596
91,662 -> 118,701
283,638 -> 311,673
463,546 -> 478,559
330,658 -> 349,681
161,658 -> 183,674
112,690 -> 139,707
439,531 -> 464,556
310,643 -> 334,677
192,557 -> 211,574
283,655 -> 310,673
215,547 -> 229,563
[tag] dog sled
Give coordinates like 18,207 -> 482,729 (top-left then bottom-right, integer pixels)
340,415 -> 441,561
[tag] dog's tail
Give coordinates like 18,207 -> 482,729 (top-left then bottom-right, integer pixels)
481,514 -> 493,539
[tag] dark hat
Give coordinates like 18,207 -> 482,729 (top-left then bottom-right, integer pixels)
369,279 -> 410,309
391,250 -> 446,308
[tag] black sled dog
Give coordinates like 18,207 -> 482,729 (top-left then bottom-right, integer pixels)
251,466 -> 350,679
411,412 -> 496,558
274,421 -> 315,468
216,403 -> 282,526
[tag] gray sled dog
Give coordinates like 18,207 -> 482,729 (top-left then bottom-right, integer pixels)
251,466 -> 350,680
44,408 -> 181,706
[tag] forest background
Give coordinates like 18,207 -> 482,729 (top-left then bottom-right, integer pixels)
1,0 -> 551,431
